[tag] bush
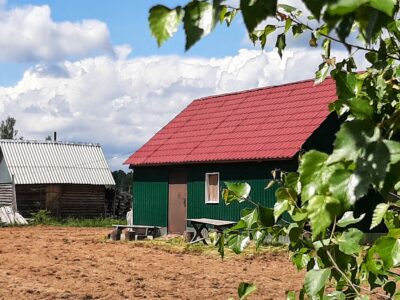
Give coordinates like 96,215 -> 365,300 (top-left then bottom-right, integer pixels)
31,210 -> 58,225
30,210 -> 126,227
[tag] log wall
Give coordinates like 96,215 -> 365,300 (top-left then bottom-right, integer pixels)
0,183 -> 13,206
16,184 -> 106,218
60,185 -> 105,218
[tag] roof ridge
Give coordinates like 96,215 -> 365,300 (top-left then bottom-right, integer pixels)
193,77 -> 330,102
0,139 -> 101,147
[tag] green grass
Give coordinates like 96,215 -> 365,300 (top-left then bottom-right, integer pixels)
129,236 -> 287,258
31,210 -> 126,227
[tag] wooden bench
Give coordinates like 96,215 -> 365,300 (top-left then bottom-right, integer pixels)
110,225 -> 162,240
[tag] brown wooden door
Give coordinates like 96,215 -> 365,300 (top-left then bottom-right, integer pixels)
168,171 -> 187,234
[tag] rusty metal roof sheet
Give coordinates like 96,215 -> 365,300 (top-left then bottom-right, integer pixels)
0,140 -> 115,185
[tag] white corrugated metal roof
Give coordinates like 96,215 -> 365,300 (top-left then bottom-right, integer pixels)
0,139 -> 115,185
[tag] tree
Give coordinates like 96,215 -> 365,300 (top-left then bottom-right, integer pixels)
0,116 -> 18,139
148,1 -> 400,299
112,170 -> 133,192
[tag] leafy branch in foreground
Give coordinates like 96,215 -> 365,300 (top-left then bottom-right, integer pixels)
147,0 -> 400,299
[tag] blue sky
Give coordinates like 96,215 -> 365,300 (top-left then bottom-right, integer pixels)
0,0 -> 362,170
1,0 -> 245,86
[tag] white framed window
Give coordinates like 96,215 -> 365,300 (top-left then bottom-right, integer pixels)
205,172 -> 219,204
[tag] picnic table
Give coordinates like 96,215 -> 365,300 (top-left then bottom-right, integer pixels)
186,218 -> 236,245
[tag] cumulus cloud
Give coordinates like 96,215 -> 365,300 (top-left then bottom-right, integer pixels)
0,4 -> 112,62
0,47 -> 362,170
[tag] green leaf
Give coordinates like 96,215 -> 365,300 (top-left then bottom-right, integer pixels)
309,32 -> 318,47
384,211 -> 400,230
286,290 -> 296,300
285,18 -> 292,33
371,203 -> 390,229
299,150 -> 328,202
265,179 -> 276,190
287,222 -> 301,244
264,24 -> 276,37
337,211 -> 365,227
240,0 -> 277,33
368,0 -> 396,16
334,71 -> 357,99
327,120 -> 378,164
227,234 -> 250,254
274,198 -> 289,221
291,24 -> 304,37
259,206 -> 274,227
304,268 -> 331,296
292,250 -> 311,270
275,33 -> 286,58
384,140 -> 400,164
278,4 -> 296,13
315,62 -> 330,84
347,97 -> 374,120
383,281 -> 397,297
303,0 -> 324,19
308,195 -> 341,239
242,208 -> 258,229
322,38 -> 331,57
324,291 -> 346,300
337,228 -> 364,255
216,233 -> 225,259
374,236 -> 400,268
255,229 -> 267,248
223,182 -> 251,204
285,172 -> 300,192
183,1 -> 215,50
328,0 -> 366,16
149,5 -> 183,47
238,282 -> 257,300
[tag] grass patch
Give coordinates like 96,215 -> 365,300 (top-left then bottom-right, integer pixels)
31,210 -> 126,227
127,236 -> 287,259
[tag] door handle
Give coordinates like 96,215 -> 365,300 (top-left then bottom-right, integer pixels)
183,198 -> 186,207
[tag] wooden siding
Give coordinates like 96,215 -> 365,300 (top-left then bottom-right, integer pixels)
16,184 -> 106,218
0,183 -> 13,206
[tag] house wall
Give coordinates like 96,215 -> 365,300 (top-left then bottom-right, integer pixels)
132,160 -> 297,227
0,183 -> 13,206
131,112 -> 341,227
0,152 -> 11,184
16,184 -> 106,218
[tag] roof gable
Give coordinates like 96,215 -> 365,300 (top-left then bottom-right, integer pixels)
0,140 -> 115,185
125,78 -> 337,166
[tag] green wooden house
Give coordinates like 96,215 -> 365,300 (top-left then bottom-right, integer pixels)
124,78 -> 339,234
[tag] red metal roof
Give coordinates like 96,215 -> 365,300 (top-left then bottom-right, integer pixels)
125,78 -> 337,166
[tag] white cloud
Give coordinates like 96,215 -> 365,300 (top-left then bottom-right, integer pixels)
0,4 -> 112,62
0,47 -> 360,170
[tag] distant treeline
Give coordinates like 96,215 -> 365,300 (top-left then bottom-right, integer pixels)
112,170 -> 133,192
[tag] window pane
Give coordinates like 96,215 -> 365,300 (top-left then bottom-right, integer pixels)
208,174 -> 218,202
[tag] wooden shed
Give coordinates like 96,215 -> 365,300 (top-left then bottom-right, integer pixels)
124,78 -> 340,234
0,140 -> 115,218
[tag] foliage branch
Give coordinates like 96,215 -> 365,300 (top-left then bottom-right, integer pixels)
148,0 -> 400,299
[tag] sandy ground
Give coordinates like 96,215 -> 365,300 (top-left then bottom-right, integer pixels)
0,226 -> 304,299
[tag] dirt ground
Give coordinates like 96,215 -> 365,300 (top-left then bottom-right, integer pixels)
0,226 -> 304,300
